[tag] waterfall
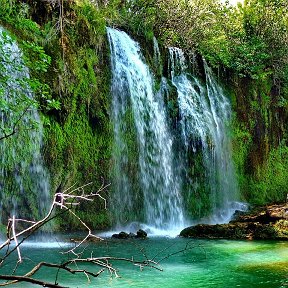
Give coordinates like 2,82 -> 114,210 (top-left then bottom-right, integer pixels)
0,27 -> 50,223
107,28 -> 245,232
153,36 -> 162,75
169,47 -> 241,223
107,27 -> 185,231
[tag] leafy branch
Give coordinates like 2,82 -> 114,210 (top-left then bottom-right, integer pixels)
0,104 -> 33,141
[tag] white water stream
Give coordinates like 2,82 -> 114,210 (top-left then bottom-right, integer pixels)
107,27 -> 185,232
169,47 -> 242,223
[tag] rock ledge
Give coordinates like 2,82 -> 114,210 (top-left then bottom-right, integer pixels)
180,203 -> 288,240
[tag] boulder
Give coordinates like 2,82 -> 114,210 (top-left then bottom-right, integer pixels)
111,229 -> 148,239
129,232 -> 136,238
136,229 -> 147,239
180,203 -> 288,240
112,231 -> 129,239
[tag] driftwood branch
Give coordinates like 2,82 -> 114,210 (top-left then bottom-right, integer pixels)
0,181 -> 183,287
0,182 -> 108,255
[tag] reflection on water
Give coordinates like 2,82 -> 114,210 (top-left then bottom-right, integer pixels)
0,237 -> 287,287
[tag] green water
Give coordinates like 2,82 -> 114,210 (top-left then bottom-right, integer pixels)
1,237 -> 287,287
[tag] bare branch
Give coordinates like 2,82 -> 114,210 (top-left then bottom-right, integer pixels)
0,181 -> 109,269
0,181 -> 201,287
0,275 -> 67,288
11,216 -> 22,263
157,241 -> 206,264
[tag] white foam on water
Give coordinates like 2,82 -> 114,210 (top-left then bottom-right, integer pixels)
97,221 -> 187,238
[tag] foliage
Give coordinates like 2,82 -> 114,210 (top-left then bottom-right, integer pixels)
124,0 -> 221,49
231,119 -> 252,197
0,0 -> 113,229
0,0 -> 288,227
0,24 -> 55,225
123,0 -> 157,40
0,29 -> 36,139
124,0 -> 288,85
245,145 -> 288,205
39,0 -> 113,229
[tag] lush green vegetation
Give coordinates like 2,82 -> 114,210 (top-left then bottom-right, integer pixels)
0,0 -> 287,228
0,0 -> 114,228
123,0 -> 288,205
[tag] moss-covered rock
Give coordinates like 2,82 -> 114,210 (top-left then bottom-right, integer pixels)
180,203 -> 288,240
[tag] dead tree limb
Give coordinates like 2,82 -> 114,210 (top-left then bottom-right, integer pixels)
0,275 -> 67,288
0,181 -> 168,287
0,181 -> 204,287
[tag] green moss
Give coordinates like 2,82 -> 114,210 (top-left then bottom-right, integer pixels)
246,146 -> 288,205
44,81 -> 112,229
65,209 -> 111,231
230,74 -> 288,206
0,0 -> 114,229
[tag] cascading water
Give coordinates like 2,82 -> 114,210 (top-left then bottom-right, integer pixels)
153,36 -> 162,75
107,27 -> 185,232
0,27 -> 50,223
169,47 -> 242,223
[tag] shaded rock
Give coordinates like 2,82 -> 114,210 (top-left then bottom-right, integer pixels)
112,231 -> 129,239
111,230 -> 148,239
232,203 -> 288,224
112,229 -> 147,239
129,232 -> 136,238
180,203 -> 288,240
180,223 -> 249,239
136,229 -> 147,239
231,209 -> 247,221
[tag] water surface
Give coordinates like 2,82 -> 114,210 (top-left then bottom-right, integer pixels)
1,237 -> 287,287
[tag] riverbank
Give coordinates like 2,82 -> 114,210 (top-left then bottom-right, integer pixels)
180,203 -> 288,240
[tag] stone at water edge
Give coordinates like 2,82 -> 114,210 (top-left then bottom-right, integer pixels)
179,223 -> 250,239
136,229 -> 147,239
112,231 -> 130,239
111,229 -> 148,239
180,203 -> 288,240
230,203 -> 288,223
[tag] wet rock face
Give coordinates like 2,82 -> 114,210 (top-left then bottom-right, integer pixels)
180,223 -> 249,239
112,229 -> 148,239
232,204 -> 288,224
180,204 -> 288,240
112,231 -> 130,239
136,229 -> 147,238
